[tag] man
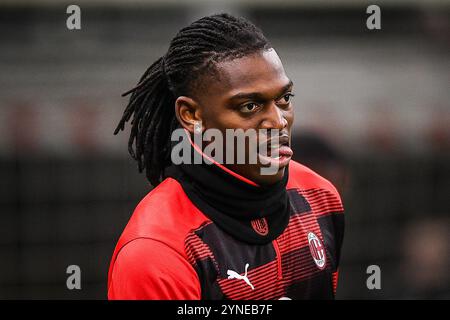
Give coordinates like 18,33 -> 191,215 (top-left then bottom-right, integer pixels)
109,13 -> 344,300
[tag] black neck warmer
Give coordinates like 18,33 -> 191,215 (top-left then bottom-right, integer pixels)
164,135 -> 291,245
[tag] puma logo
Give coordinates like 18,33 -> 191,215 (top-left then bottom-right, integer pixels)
227,263 -> 254,290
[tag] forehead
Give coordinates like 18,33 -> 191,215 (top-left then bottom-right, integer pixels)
199,49 -> 290,102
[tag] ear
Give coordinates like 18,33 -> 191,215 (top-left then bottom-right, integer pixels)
175,96 -> 203,134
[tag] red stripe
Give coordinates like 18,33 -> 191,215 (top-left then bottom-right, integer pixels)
220,261 -> 322,300
220,277 -> 278,299
219,262 -> 280,290
220,261 -> 278,287
283,214 -> 319,230
221,276 -> 283,300
277,215 -> 323,254
307,200 -> 341,206
306,200 -> 342,208
300,189 -> 334,195
185,233 -> 215,263
218,254 -> 329,298
272,239 -> 283,280
305,194 -> 341,201
218,261 -> 281,299
225,285 -> 285,300
219,245 -> 324,299
307,200 -> 342,209
332,271 -> 339,295
301,190 -> 337,197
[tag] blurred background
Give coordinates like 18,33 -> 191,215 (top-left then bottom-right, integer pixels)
0,0 -> 449,299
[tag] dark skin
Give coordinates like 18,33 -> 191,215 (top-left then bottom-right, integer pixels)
175,48 -> 295,186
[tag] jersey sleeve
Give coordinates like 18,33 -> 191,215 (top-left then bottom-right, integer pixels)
108,238 -> 201,300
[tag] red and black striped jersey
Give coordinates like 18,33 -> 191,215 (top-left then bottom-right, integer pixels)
107,160 -> 344,299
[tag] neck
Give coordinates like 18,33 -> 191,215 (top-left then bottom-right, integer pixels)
164,136 -> 291,244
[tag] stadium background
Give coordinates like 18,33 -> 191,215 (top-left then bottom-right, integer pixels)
0,0 -> 449,299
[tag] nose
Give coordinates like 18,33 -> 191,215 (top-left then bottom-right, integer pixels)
260,103 -> 288,130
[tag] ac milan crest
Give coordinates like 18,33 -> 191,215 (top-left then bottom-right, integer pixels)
307,232 -> 326,269
251,218 -> 269,236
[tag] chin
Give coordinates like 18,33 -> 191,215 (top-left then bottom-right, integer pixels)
252,167 -> 286,186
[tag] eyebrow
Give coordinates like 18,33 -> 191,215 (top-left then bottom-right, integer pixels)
228,80 -> 294,102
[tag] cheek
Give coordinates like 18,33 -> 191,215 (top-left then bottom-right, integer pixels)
285,108 -> 294,127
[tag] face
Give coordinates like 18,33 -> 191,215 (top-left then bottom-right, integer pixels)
175,48 -> 295,186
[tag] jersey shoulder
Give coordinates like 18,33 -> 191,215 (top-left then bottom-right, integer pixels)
108,177 -> 209,285
116,177 -> 209,251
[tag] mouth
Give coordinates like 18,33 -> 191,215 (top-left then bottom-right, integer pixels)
258,135 -> 293,169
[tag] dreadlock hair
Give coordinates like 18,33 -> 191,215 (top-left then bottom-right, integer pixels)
114,13 -> 272,187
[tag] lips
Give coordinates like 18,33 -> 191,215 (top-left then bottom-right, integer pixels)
258,135 -> 293,169
261,135 -> 291,157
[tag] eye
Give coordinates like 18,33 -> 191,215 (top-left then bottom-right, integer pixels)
278,93 -> 295,105
240,103 -> 260,113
